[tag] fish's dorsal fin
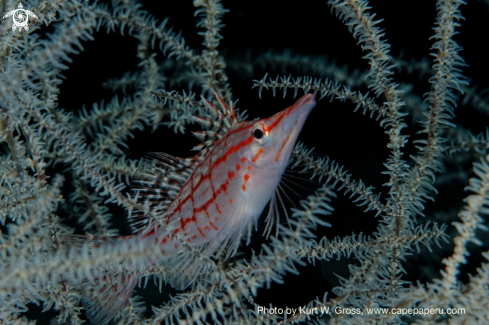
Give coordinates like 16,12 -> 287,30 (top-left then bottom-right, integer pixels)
189,91 -> 239,163
127,92 -> 238,234
127,152 -> 195,234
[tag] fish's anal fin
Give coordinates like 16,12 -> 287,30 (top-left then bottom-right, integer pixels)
128,152 -> 196,234
82,273 -> 138,325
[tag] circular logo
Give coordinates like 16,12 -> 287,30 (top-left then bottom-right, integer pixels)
13,9 -> 28,28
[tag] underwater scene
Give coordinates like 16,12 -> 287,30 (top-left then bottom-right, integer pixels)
1,0 -> 489,324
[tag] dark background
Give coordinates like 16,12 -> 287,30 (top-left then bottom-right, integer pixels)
25,0 -> 489,323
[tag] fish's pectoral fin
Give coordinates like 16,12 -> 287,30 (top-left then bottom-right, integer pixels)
82,273 -> 138,325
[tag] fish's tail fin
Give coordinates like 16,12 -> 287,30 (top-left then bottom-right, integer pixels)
57,233 -> 139,325
82,273 -> 139,325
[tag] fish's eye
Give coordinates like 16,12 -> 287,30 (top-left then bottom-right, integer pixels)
254,129 -> 263,139
252,123 -> 268,145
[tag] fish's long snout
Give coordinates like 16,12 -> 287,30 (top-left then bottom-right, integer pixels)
272,94 -> 316,164
284,94 -> 316,130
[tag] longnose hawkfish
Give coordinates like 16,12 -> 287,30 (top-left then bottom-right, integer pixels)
62,92 -> 316,324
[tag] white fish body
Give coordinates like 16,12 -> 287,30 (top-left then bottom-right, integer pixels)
63,93 -> 316,324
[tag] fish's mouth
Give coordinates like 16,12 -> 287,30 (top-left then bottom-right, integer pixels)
297,109 -> 311,125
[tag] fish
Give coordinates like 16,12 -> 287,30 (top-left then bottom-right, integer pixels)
62,92 -> 316,324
